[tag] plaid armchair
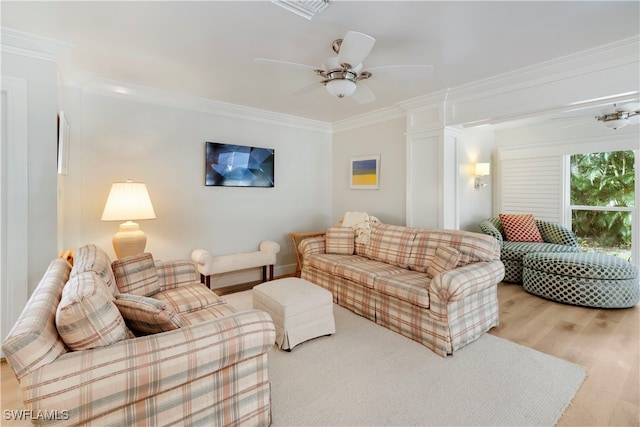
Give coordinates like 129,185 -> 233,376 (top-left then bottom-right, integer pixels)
479,216 -> 580,283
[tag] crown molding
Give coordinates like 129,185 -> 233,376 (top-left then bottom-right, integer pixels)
1,27 -> 73,62
331,104 -> 406,133
79,77 -> 332,133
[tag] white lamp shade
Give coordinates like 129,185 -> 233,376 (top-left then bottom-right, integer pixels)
475,163 -> 491,176
326,79 -> 357,98
101,181 -> 156,221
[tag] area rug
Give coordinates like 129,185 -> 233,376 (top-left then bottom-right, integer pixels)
223,291 -> 586,426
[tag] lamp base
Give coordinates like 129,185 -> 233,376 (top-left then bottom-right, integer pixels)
112,221 -> 147,259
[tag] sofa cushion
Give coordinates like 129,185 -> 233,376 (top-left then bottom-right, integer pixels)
362,224 -> 417,268
114,293 -> 183,334
373,271 -> 431,308
499,213 -> 543,242
180,302 -> 238,326
307,253 -> 368,274
72,244 -> 118,297
112,253 -> 160,296
501,241 -> 580,261
325,227 -> 355,255
154,283 -> 226,315
334,259 -> 408,289
410,229 -> 499,271
427,246 -> 461,278
56,271 -> 131,351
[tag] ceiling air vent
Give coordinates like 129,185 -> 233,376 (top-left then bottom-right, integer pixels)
271,0 -> 329,20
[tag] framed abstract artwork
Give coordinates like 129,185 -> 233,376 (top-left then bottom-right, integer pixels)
350,155 -> 380,189
205,141 -> 275,187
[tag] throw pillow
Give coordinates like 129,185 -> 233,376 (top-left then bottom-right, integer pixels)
499,213 -> 544,242
427,245 -> 462,278
325,227 -> 355,255
71,244 -> 118,297
112,253 -> 160,296
115,293 -> 183,335
56,271 -> 131,351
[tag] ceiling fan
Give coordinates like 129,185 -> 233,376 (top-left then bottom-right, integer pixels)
254,31 -> 434,104
595,103 -> 640,130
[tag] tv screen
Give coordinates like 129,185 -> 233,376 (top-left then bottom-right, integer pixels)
205,142 -> 275,187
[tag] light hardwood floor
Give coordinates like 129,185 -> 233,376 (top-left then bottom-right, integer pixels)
1,282 -> 638,426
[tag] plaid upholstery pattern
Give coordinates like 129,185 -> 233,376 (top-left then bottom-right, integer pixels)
20,310 -> 275,426
362,224 -> 417,268
373,271 -> 430,308
325,227 -> 355,254
72,244 -> 118,297
3,247 -> 276,426
112,253 -> 160,296
335,259 -> 408,289
2,258 -> 70,380
410,229 -> 500,271
427,245 -> 461,278
480,216 -> 580,283
155,259 -> 200,291
154,283 -> 226,314
180,302 -> 238,326
56,271 -> 131,351
499,213 -> 544,242
114,293 -> 184,334
301,224 -> 504,356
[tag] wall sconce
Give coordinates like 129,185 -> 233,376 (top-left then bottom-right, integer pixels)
474,163 -> 490,189
101,180 -> 156,259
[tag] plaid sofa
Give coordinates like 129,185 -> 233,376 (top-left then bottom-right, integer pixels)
2,244 -> 275,426
479,216 -> 580,283
300,223 -> 505,357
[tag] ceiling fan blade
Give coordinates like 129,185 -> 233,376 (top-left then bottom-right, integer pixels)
352,82 -> 375,104
366,65 -> 434,80
253,58 -> 318,72
289,81 -> 323,96
338,31 -> 376,67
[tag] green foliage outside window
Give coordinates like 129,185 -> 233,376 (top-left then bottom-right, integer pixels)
570,151 -> 635,254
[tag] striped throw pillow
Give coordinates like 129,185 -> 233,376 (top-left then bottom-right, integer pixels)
499,213 -> 544,242
112,253 -> 160,296
115,293 -> 183,335
56,271 -> 130,351
427,245 -> 462,278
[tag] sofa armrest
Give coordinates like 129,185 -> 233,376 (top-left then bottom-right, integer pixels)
298,237 -> 326,267
155,259 -> 200,290
479,220 -> 504,245
430,260 -> 505,302
19,310 -> 275,425
536,220 -> 579,247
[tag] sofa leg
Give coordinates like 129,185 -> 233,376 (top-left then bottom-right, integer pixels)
269,264 -> 274,281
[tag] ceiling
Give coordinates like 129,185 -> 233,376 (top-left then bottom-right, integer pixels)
2,1 -> 639,123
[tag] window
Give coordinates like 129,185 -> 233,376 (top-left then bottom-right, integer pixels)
570,150 -> 635,261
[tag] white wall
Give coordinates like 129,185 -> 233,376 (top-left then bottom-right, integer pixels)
332,117 -> 406,225
457,127 -> 494,231
60,88 -> 332,286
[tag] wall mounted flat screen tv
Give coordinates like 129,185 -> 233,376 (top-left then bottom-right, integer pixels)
205,142 -> 275,187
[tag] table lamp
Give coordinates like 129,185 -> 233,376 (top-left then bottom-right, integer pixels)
101,180 -> 156,259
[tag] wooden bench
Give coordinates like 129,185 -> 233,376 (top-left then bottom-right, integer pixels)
191,241 -> 280,288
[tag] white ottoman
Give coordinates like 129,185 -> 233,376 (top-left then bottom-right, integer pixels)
253,277 -> 335,351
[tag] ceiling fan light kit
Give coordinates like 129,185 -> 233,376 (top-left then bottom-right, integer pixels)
596,109 -> 639,130
326,78 -> 357,98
